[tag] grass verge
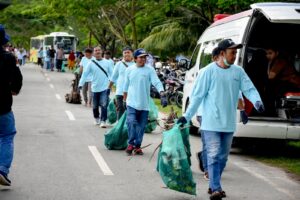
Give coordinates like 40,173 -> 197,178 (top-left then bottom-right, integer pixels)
249,141 -> 300,177
153,98 -> 182,116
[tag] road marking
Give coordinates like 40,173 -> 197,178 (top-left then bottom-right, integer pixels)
65,110 -> 75,121
49,84 -> 54,89
88,146 -> 114,176
232,161 -> 295,199
55,94 -> 61,100
47,77 -> 51,82
45,73 -> 48,77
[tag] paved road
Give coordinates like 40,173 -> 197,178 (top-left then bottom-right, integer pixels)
1,64 -> 299,200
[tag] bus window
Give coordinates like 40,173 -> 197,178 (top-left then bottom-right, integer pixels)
45,37 -> 54,46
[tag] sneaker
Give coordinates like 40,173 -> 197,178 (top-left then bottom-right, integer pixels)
94,118 -> 100,125
196,151 -> 204,172
0,171 -> 11,186
126,145 -> 134,155
204,171 -> 209,181
134,147 -> 144,155
210,191 -> 222,200
100,121 -> 108,128
208,188 -> 226,198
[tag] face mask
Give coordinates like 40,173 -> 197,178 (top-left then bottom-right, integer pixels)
223,57 -> 231,67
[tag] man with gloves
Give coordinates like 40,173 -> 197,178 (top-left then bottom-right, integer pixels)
177,39 -> 264,200
123,48 -> 167,155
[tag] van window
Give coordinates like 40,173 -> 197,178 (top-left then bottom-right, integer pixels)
199,41 -> 216,69
189,44 -> 201,69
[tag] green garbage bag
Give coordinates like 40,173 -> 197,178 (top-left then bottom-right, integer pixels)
108,98 -> 117,124
104,112 -> 128,150
145,98 -> 158,133
158,124 -> 196,195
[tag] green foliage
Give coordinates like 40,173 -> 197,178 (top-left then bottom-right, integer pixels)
2,0 -> 294,57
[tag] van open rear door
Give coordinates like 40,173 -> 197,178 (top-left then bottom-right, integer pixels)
251,3 -> 300,24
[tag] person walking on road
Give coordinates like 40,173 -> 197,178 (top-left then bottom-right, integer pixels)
78,46 -> 112,128
37,47 -> 43,67
123,48 -> 167,155
68,50 -> 76,71
108,46 -> 135,120
79,48 -> 94,107
0,24 -> 23,186
177,39 -> 264,200
49,46 -> 56,71
196,47 -> 249,181
56,47 -> 64,72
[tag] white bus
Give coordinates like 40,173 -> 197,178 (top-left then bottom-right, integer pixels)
30,32 -> 78,63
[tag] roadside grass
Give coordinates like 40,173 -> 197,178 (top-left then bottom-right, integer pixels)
241,141 -> 300,177
153,98 -> 182,116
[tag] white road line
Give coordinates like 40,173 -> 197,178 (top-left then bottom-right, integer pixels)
232,161 -> 295,199
65,110 -> 75,121
55,94 -> 61,100
46,77 -> 51,81
45,73 -> 48,77
49,84 -> 54,89
88,146 -> 114,176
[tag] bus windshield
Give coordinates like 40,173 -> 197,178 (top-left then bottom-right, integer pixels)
55,36 -> 75,53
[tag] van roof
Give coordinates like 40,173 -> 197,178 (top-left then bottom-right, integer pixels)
210,2 -> 300,28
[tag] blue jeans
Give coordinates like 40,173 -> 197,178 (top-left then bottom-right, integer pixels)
202,130 -> 234,192
126,106 -> 149,148
0,112 -> 17,175
92,90 -> 109,121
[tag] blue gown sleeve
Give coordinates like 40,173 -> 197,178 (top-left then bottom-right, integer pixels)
123,68 -> 130,93
79,62 -> 92,87
111,62 -> 119,83
184,69 -> 211,121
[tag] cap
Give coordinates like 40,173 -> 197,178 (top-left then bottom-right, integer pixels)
218,39 -> 242,50
122,46 -> 133,52
133,48 -> 148,58
0,24 -> 10,45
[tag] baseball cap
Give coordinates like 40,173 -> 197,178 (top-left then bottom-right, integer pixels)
133,48 -> 148,58
218,39 -> 242,50
0,24 -> 10,45
122,46 -> 133,52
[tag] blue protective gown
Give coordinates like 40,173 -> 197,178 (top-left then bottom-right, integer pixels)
184,62 -> 261,132
111,60 -> 135,96
124,64 -> 164,111
79,59 -> 112,93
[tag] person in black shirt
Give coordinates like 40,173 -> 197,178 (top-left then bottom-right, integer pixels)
0,24 -> 23,186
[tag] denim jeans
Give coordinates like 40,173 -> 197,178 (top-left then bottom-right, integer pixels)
116,95 -> 125,120
202,130 -> 234,192
0,112 -> 17,175
92,90 -> 109,122
126,106 -> 149,148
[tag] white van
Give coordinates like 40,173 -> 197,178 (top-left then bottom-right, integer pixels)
182,2 -> 300,140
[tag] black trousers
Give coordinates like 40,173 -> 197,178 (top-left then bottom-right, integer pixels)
116,95 -> 125,120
